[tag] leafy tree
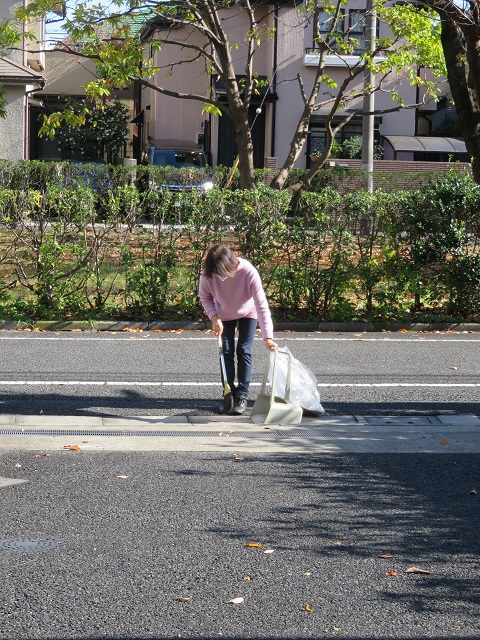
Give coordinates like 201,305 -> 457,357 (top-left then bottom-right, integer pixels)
418,0 -> 480,183
14,0 -> 446,189
39,96 -> 129,161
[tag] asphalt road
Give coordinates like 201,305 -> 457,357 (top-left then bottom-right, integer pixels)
0,330 -> 479,417
1,450 -> 479,640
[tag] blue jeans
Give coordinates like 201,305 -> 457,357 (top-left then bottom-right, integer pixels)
221,317 -> 258,398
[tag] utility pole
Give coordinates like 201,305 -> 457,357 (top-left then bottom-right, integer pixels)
362,0 -> 376,192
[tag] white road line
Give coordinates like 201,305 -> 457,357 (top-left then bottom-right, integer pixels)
0,336 -> 479,342
0,381 -> 479,388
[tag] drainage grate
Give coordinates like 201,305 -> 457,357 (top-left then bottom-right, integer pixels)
278,430 -> 431,438
0,428 -> 280,438
0,428 -> 433,439
0,537 -> 57,552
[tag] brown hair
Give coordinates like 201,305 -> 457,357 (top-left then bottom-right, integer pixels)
203,244 -> 239,278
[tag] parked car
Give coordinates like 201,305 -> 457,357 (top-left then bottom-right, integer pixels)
140,138 -> 214,198
61,158 -> 111,193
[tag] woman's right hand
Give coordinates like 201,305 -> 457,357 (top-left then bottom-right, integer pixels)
212,315 -> 223,336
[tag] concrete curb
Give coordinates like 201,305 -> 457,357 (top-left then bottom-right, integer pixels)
1,320 -> 479,332
1,413 -> 479,453
1,413 -> 478,428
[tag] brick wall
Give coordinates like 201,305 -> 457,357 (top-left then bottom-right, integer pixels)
326,160 -> 472,192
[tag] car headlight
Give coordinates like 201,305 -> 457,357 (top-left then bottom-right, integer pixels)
201,181 -> 214,192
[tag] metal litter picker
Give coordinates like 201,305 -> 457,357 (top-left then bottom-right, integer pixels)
218,335 -> 234,414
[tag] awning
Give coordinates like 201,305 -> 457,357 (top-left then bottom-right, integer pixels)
382,135 -> 466,154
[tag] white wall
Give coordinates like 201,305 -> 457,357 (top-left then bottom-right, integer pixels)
144,28 -> 209,145
273,3 -> 420,169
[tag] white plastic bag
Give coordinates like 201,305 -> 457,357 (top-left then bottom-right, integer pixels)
267,346 -> 324,413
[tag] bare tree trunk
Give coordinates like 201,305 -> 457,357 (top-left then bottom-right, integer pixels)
433,10 -> 480,183
229,104 -> 257,190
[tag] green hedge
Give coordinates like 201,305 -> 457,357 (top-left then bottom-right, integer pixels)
0,162 -> 479,322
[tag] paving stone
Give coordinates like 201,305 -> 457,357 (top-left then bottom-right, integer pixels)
436,415 -> 480,426
102,416 -> 189,426
15,415 -> 104,427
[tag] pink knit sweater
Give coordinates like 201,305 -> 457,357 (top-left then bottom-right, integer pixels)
198,258 -> 274,339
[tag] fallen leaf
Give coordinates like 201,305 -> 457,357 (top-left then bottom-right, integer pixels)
116,475 -> 129,479
15,463 -> 22,469
305,603 -> 313,613
378,554 -> 393,559
469,488 -> 477,495
245,542 -> 262,548
386,571 -> 398,576
243,576 -> 251,581
228,597 -> 244,605
406,567 -> 431,575
175,596 -> 191,602
441,439 -> 449,445
64,444 -> 81,451
331,540 -> 342,546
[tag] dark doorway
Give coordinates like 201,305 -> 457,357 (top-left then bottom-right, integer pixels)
217,106 -> 265,168
29,106 -> 62,161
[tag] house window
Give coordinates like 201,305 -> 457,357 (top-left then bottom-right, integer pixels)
310,122 -> 363,158
316,10 -> 345,52
308,117 -> 381,162
315,8 -> 378,56
348,10 -> 366,54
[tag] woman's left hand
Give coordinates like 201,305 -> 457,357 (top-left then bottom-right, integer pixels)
264,338 -> 278,351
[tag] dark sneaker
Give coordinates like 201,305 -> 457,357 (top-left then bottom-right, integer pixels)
232,396 -> 248,415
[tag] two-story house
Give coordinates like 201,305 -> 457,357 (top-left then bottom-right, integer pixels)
137,0 -> 466,169
0,0 -> 64,160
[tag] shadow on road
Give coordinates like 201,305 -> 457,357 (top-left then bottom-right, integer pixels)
0,389 -> 479,416
0,450 -> 478,638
